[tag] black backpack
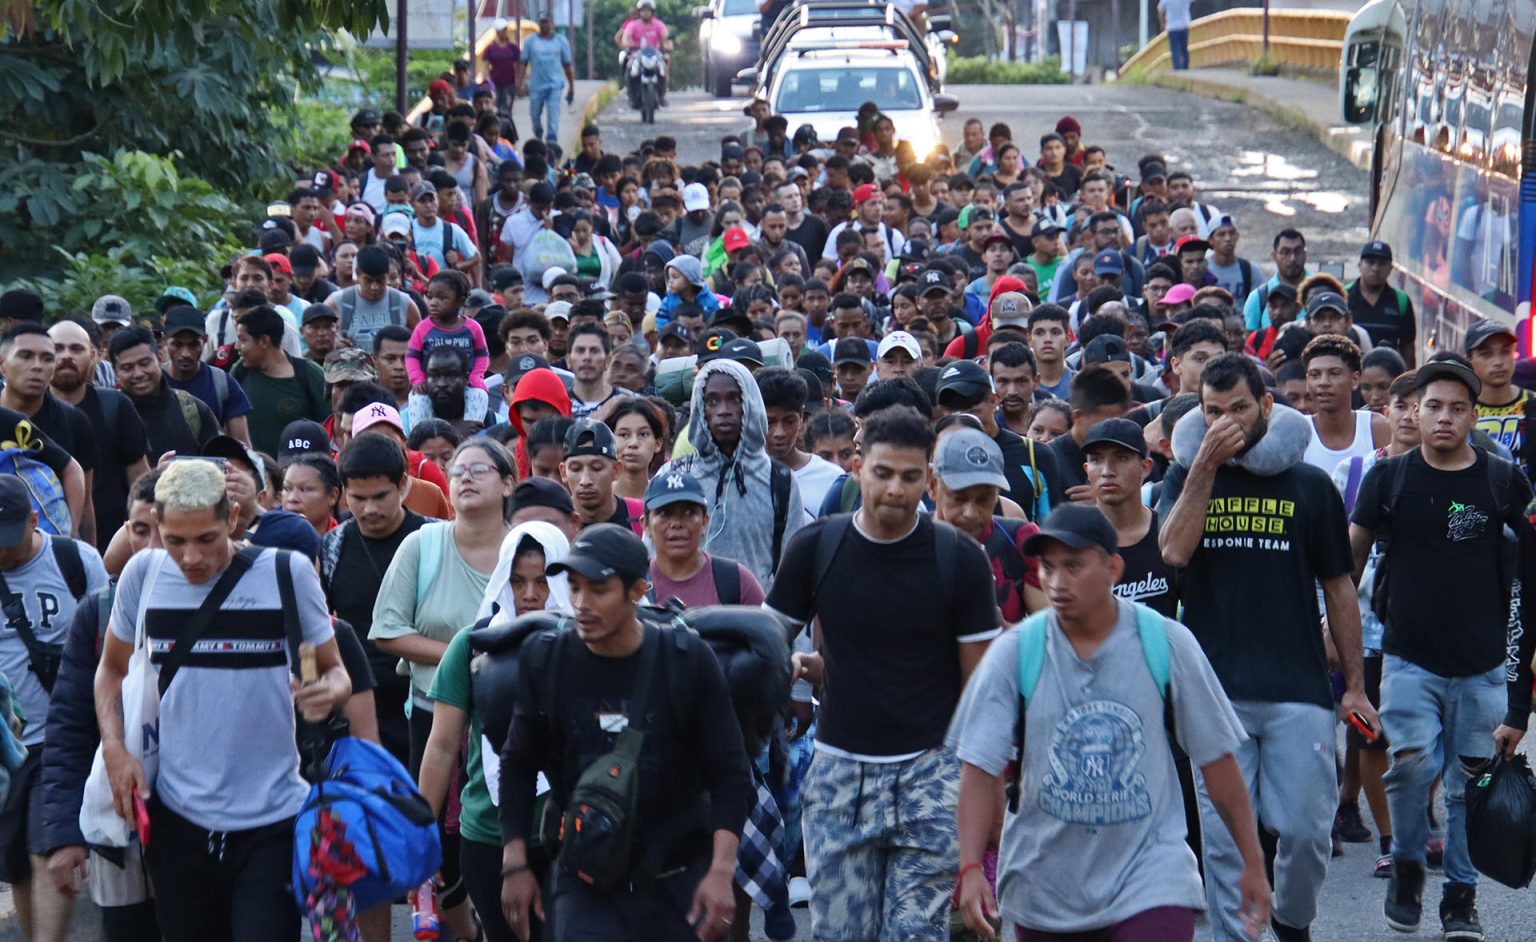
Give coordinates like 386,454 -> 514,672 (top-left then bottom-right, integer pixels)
0,536 -> 87,692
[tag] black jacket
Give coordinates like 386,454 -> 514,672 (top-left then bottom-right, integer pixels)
38,586 -> 111,855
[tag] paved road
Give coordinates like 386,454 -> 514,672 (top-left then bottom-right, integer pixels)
597,83 -> 1370,273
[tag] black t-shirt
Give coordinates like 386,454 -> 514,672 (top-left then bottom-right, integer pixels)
995,426 -> 1058,521
30,394 -> 97,476
1352,450 -> 1527,677
1157,460 -> 1352,708
1347,281 -> 1416,355
998,217 -> 1034,258
1113,512 -> 1179,617
72,387 -> 149,551
786,215 -> 830,260
324,512 -> 428,680
766,516 -> 1000,756
1046,432 -> 1088,494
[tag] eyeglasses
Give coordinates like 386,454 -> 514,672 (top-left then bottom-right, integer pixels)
448,461 -> 499,480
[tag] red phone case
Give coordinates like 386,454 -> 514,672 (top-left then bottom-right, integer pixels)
132,788 -> 151,846
1349,711 -> 1378,742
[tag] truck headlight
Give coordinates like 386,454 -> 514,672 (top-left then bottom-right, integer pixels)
714,32 -> 743,56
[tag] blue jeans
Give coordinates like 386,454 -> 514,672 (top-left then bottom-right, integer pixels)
1168,28 -> 1190,69
1380,655 -> 1504,887
529,84 -> 562,142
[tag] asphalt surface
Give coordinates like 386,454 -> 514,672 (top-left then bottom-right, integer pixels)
597,82 -> 1371,276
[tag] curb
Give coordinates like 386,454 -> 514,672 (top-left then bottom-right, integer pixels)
1145,71 -> 1372,172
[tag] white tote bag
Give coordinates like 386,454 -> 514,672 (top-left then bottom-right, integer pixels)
79,555 -> 166,848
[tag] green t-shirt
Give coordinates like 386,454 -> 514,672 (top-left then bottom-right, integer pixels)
428,630 -> 500,846
231,355 -> 331,457
368,523 -> 493,694
1025,256 -> 1062,296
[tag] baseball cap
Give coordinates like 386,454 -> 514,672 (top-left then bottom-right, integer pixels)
657,323 -> 693,347
258,228 -> 293,253
1140,161 -> 1168,182
302,303 -> 338,326
155,286 -> 198,315
1268,283 -> 1298,303
351,108 -> 382,127
324,347 -> 376,383
541,268 -> 569,291
935,359 -> 992,404
1092,249 -> 1124,276
1031,219 -> 1063,239
1083,417 -> 1149,458
467,289 -> 496,310
990,292 -> 1032,328
91,295 -> 133,325
796,351 -> 834,389
351,401 -> 404,437
0,290 -> 43,322
720,337 -> 765,367
246,509 -> 320,559
833,337 -> 872,366
695,326 -> 735,361
347,138 -> 372,155
982,233 -> 1015,252
877,331 -> 921,361
933,428 -> 1009,491
1464,318 -> 1518,354
1304,291 -> 1348,319
721,143 -> 745,161
164,305 -> 206,337
0,477 -> 35,547
1415,359 -> 1482,399
506,353 -> 551,389
289,244 -> 321,276
723,227 -> 750,253
852,183 -> 880,205
1360,240 -> 1394,262
203,434 -> 267,491
546,523 -> 650,582
1083,335 -> 1132,366
919,269 -> 950,296
1210,214 -> 1238,234
513,477 -> 574,516
278,419 -> 331,461
410,181 -> 437,202
380,214 -> 412,239
311,168 -> 339,193
1174,234 -> 1209,255
1158,283 -> 1197,307
1022,504 -> 1120,556
263,252 -> 293,275
683,182 -> 711,212
562,419 -> 618,460
644,470 -> 709,512
489,266 -> 523,291
544,301 -> 573,323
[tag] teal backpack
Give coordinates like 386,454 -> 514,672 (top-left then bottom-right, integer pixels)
1005,602 -> 1175,813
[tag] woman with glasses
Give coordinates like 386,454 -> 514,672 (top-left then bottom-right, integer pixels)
369,438 -> 515,942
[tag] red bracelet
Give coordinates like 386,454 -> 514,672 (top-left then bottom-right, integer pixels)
951,861 -> 985,906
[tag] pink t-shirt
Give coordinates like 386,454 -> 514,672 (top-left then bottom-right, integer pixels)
620,18 -> 669,49
649,554 -> 765,609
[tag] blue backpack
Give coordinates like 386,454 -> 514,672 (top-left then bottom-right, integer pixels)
0,420 -> 70,536
1005,602 -> 1175,813
291,736 -> 443,911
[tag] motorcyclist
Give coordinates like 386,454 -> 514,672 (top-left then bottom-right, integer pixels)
615,0 -> 673,107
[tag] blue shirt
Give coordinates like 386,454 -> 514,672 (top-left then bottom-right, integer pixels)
167,363 -> 253,425
524,33 -> 572,89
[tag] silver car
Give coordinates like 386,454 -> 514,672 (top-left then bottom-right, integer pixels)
698,0 -> 761,98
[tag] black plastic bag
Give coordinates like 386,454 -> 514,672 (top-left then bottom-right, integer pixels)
1466,754 -> 1536,889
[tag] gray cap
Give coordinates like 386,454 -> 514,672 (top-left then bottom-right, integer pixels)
91,295 -> 133,325
933,428 -> 1009,491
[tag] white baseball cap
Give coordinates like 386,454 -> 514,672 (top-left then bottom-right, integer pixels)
545,301 -> 573,323
380,214 -> 411,238
683,182 -> 711,213
877,331 -> 922,360
542,266 -> 568,290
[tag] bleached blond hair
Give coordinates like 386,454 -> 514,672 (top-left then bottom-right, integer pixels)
154,459 -> 229,518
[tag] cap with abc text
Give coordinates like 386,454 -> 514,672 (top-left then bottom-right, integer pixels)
278,420 -> 331,461
644,470 -> 709,512
547,523 -> 649,582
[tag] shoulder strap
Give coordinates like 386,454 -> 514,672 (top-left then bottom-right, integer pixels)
622,497 -> 646,537
1006,611 -> 1051,814
838,474 -> 860,513
1393,288 -> 1410,319
210,367 -> 229,415
769,460 -> 792,574
810,515 -> 855,613
1132,602 -> 1171,696
49,536 -> 86,601
97,388 -> 121,433
95,583 -> 115,646
1378,451 -> 1414,541
1486,452 -> 1519,525
933,520 -> 959,618
1238,259 -> 1255,298
272,549 -> 305,675
710,556 -> 740,605
415,522 -> 450,606
338,291 -> 357,335
157,545 -> 263,695
1025,437 -> 1048,521
172,389 -> 202,439
1343,455 -> 1366,515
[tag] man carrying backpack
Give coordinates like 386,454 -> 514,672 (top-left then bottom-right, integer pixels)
645,471 -> 764,609
0,475 -> 108,942
949,504 -> 1271,942
498,523 -> 754,941
1347,361 -> 1534,941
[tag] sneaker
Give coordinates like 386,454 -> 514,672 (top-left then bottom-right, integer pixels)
787,875 -> 812,907
1374,853 -> 1394,878
763,900 -> 796,941
1271,920 -> 1312,941
1426,837 -> 1445,869
1335,802 -> 1373,843
1439,882 -> 1483,941
1385,859 -> 1425,933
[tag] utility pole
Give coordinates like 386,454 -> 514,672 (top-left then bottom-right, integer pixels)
469,0 -> 477,76
396,0 -> 409,114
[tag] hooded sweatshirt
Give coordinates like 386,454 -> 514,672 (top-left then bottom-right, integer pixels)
477,522 -> 573,624
508,368 -> 573,479
657,359 -> 805,589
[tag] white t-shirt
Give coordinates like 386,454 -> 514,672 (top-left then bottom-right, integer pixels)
793,454 -> 844,522
1158,0 -> 1193,31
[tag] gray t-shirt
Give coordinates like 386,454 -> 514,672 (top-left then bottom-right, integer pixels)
0,537 -> 108,744
1206,257 -> 1254,308
946,599 -> 1245,933
111,547 -> 333,831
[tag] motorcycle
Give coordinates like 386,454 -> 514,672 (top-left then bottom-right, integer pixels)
624,43 -> 666,124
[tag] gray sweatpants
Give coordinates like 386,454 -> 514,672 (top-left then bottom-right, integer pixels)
1195,700 -> 1337,940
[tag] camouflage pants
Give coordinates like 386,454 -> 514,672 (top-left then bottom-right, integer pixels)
802,747 -> 959,942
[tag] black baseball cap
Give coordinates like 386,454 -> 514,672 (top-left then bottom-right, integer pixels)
1415,359 -> 1481,399
562,419 -> 617,460
547,523 -> 649,582
489,266 -> 523,290
1083,417 -> 1148,458
203,434 -> 268,490
1022,504 -> 1120,557
0,476 -> 35,547
720,337 -> 764,367
302,303 -> 338,326
833,337 -> 871,366
289,243 -> 321,276
657,323 -> 693,347
1360,240 -> 1393,262
278,419 -> 331,461
797,351 -> 833,389
1083,335 -> 1132,366
919,269 -> 950,296
513,477 -> 574,516
1031,219 -> 1064,239
935,359 -> 992,404
163,305 -> 207,338
1463,319 -> 1517,354
644,470 -> 708,512
696,326 -> 737,362
1304,291 -> 1348,319
506,353 -> 551,389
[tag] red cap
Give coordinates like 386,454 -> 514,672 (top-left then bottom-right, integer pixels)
263,252 -> 293,275
1174,234 -> 1210,254
723,227 -> 750,253
852,183 -> 880,205
429,79 -> 454,97
347,139 -> 371,154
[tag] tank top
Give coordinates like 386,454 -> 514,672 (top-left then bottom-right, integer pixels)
337,286 -> 408,349
1303,409 -> 1376,473
448,153 -> 478,194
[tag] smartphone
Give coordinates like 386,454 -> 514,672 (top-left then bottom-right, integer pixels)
132,787 -> 151,846
1348,710 -> 1378,743
169,456 -> 227,467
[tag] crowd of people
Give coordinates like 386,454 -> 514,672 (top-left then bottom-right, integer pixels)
0,33 -> 1532,942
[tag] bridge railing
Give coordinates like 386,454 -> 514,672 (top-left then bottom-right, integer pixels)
1119,8 -> 1352,75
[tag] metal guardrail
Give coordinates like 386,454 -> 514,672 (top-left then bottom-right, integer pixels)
1119,8 -> 1351,75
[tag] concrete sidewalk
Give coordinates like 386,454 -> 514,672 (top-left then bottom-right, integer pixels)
1145,68 -> 1371,171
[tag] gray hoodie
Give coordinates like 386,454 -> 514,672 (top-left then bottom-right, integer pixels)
659,359 -> 804,590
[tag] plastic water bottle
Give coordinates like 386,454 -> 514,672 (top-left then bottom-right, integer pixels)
409,880 -> 439,940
